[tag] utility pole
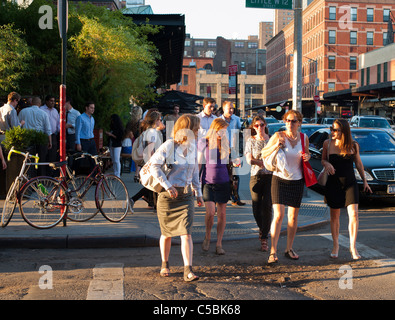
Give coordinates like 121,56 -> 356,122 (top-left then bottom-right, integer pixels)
292,0 -> 303,112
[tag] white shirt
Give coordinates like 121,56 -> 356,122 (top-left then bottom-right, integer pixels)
149,139 -> 202,197
273,135 -> 305,180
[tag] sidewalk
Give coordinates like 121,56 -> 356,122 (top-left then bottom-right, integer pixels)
0,170 -> 330,249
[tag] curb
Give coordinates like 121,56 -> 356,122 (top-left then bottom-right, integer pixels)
0,235 -> 159,249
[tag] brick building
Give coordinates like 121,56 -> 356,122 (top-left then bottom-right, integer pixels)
266,0 -> 395,117
184,34 -> 266,76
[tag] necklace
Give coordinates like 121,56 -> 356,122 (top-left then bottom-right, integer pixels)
286,133 -> 298,141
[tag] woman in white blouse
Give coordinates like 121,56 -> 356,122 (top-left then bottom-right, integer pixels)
261,110 -> 311,265
149,114 -> 203,282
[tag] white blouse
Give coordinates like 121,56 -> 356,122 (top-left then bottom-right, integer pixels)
273,134 -> 305,181
149,139 -> 202,197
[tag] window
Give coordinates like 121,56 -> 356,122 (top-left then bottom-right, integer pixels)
367,8 -> 374,22
383,9 -> 390,22
361,69 -> 365,86
367,32 -> 373,45
328,82 -> 335,92
350,31 -> 357,44
377,64 -> 381,83
349,83 -> 357,88
383,62 -> 388,81
329,30 -> 336,44
240,61 -> 246,68
350,56 -> 357,70
383,32 -> 388,45
194,40 -> 204,47
207,41 -> 216,47
235,42 -> 244,48
185,40 -> 190,47
351,7 -> 357,21
248,42 -> 258,49
328,56 -> 336,69
183,74 -> 188,86
329,6 -> 336,20
222,60 -> 227,68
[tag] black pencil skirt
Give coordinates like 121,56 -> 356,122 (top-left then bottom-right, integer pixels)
271,175 -> 304,208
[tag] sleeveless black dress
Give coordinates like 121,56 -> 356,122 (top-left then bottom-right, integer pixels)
325,154 -> 359,209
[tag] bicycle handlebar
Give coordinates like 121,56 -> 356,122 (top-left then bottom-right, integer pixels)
7,147 -> 40,169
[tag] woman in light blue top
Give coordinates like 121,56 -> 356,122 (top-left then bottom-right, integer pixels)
149,114 -> 203,282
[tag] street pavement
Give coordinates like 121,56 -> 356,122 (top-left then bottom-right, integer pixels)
0,170 -> 330,249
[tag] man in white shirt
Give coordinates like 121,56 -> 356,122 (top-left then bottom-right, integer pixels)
18,96 -> 52,176
40,95 -> 59,170
221,101 -> 245,206
197,97 -> 217,166
0,92 -> 24,141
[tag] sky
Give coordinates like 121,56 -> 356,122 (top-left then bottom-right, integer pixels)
145,0 -> 274,39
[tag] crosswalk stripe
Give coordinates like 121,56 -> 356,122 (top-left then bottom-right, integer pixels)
87,263 -> 124,300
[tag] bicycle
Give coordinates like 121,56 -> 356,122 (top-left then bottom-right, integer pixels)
20,150 -> 130,224
1,147 -> 67,229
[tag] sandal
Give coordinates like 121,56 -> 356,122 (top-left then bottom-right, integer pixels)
284,249 -> 299,260
215,246 -> 225,255
260,238 -> 268,252
184,266 -> 199,282
267,253 -> 278,265
160,261 -> 170,277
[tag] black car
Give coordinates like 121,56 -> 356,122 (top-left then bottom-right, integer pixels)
308,128 -> 395,199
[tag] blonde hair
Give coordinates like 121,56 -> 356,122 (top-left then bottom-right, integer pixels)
205,118 -> 229,159
282,110 -> 303,122
172,114 -> 200,144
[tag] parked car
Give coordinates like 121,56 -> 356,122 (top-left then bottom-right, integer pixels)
267,123 -> 286,136
317,117 -> 336,125
308,128 -> 395,199
349,115 -> 395,136
267,123 -> 328,137
299,124 -> 330,137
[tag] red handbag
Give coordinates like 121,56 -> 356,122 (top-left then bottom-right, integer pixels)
300,133 -> 317,187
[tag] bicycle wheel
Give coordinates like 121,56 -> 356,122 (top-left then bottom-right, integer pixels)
66,175 -> 100,222
19,177 -> 68,229
96,174 -> 129,222
1,179 -> 20,227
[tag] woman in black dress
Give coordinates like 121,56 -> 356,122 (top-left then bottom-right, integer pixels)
321,119 -> 372,260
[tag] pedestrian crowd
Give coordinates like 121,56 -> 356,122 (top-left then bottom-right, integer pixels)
0,91 -> 372,282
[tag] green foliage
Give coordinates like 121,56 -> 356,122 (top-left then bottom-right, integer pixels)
0,24 -> 32,94
1,126 -> 48,151
0,0 -> 161,131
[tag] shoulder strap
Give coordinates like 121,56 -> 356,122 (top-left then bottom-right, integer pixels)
300,132 -> 306,153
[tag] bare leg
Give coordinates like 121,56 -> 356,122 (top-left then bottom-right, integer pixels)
330,208 -> 341,257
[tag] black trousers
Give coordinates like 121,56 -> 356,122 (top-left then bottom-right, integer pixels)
249,174 -> 273,240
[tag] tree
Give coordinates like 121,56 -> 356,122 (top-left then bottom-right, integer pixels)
0,24 -> 32,95
68,3 -> 160,128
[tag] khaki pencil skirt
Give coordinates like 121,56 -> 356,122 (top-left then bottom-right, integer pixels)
157,187 -> 194,237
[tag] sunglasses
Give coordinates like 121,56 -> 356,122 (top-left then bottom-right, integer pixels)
285,119 -> 299,123
330,126 -> 341,132
254,123 -> 265,128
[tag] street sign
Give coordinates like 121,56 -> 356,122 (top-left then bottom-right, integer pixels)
246,0 -> 293,10
313,95 -> 320,103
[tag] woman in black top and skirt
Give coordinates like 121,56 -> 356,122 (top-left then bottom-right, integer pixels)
321,119 -> 372,260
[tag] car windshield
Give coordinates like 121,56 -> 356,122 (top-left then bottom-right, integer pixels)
359,118 -> 391,129
301,127 -> 324,137
265,117 -> 279,124
325,118 -> 335,124
352,131 -> 395,152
